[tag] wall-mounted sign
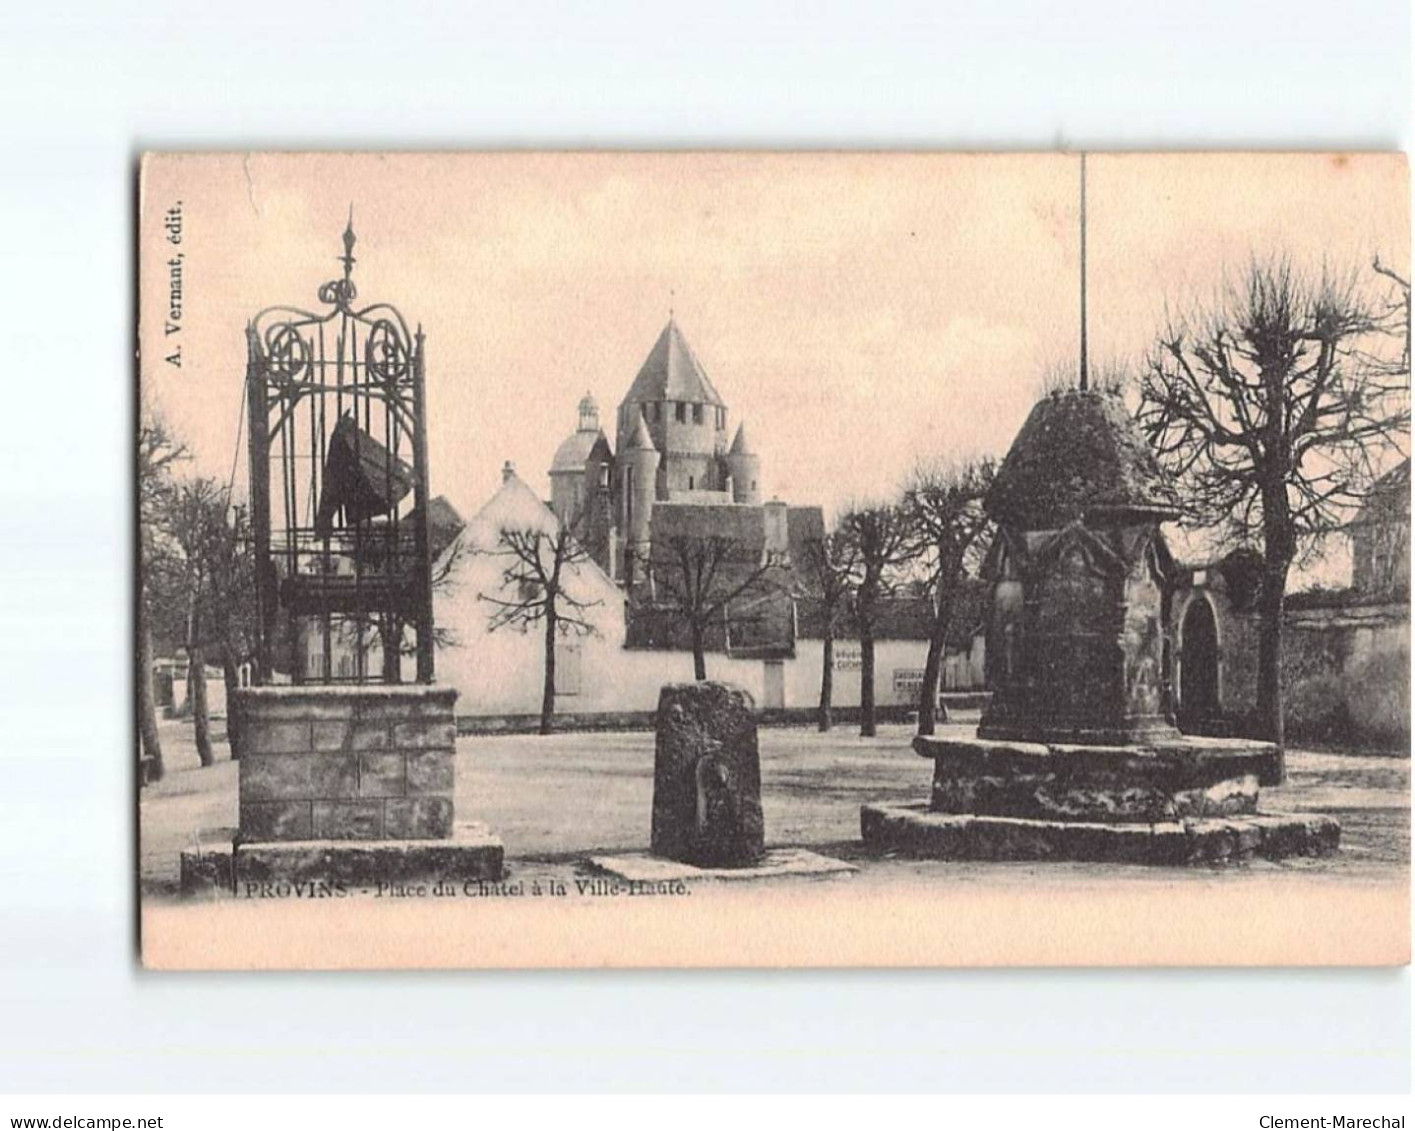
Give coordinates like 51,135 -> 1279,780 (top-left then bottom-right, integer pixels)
833,642 -> 862,671
893,668 -> 925,703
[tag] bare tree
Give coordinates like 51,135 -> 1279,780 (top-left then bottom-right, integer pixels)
1371,254 -> 1410,368
648,534 -> 783,682
798,526 -> 861,732
838,502 -> 914,737
901,457 -> 995,735
479,514 -> 601,735
203,503 -> 258,758
1139,256 -> 1409,778
162,478 -> 231,767
360,533 -> 470,679
136,408 -> 187,781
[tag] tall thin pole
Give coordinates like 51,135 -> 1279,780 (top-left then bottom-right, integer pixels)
412,324 -> 435,683
1079,152 -> 1089,391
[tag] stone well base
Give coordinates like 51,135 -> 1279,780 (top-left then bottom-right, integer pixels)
179,822 -> 504,897
234,684 -> 459,843
860,803 -> 1340,866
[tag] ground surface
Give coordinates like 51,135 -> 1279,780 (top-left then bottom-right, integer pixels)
140,713 -> 1409,896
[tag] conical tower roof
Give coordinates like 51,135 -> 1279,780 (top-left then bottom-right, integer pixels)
987,389 -> 1180,530
624,408 -> 657,452
586,431 -> 614,464
621,319 -> 724,407
728,422 -> 754,456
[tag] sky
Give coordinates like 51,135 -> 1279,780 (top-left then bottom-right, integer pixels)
139,152 -> 1408,528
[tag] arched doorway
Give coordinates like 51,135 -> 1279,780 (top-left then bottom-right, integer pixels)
1179,597 -> 1220,731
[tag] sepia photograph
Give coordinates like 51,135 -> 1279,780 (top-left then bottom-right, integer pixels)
136,151 -> 1409,969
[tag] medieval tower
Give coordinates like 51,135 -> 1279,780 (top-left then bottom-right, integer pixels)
548,317 -> 767,582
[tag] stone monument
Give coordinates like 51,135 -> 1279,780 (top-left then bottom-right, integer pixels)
180,221 -> 503,895
651,682 -> 765,867
861,388 -> 1339,865
587,680 -> 853,883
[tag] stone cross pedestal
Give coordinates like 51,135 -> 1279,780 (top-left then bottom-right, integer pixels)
861,389 -> 1339,866
651,682 -> 765,868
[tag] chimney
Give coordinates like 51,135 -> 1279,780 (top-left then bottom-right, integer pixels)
764,497 -> 789,555
502,460 -> 516,484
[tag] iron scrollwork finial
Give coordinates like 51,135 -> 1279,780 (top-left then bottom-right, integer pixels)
318,209 -> 359,309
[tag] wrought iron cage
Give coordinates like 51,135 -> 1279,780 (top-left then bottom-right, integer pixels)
246,219 -> 435,685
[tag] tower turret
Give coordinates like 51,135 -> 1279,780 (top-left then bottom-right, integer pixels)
724,422 -> 762,505
619,408 -> 660,581
582,432 -> 616,578
549,391 -> 603,524
577,390 -> 600,433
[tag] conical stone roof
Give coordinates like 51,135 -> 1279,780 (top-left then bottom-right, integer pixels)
986,389 -> 1180,530
728,422 -> 754,456
624,408 -> 657,451
622,319 -> 725,408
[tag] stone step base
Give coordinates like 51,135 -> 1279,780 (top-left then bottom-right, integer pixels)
179,822 -> 504,896
587,848 -> 856,885
860,803 -> 1339,866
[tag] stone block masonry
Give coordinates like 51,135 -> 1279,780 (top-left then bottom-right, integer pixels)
860,803 -> 1340,866
234,685 -> 459,842
179,824 -> 505,897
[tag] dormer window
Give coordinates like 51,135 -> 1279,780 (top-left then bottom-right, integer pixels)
675,402 -> 687,423
692,403 -> 704,425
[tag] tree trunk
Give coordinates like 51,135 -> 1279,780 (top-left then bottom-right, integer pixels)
137,594 -> 165,783
818,629 -> 834,732
221,645 -> 244,760
917,632 -> 945,736
540,610 -> 557,736
1256,562 -> 1289,784
860,622 -> 877,737
381,617 -> 402,682
691,622 -> 708,681
188,644 -> 215,767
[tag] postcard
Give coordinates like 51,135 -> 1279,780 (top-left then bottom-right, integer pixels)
137,152 -> 1409,968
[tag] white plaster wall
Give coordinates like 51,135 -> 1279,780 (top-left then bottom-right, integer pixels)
434,524 -> 979,715
170,667 -> 228,719
780,638 -> 937,710
434,526 -> 778,713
